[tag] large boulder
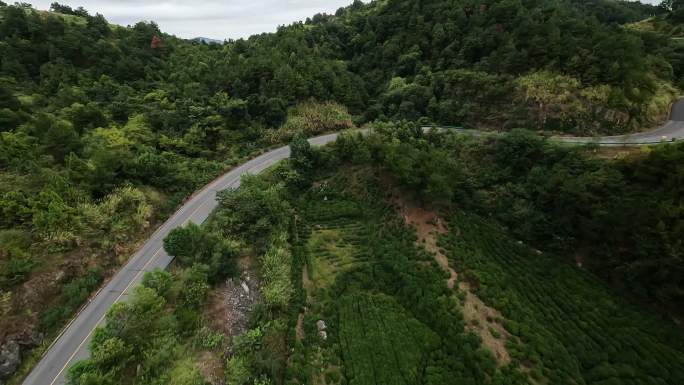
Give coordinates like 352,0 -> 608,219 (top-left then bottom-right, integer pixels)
0,340 -> 20,380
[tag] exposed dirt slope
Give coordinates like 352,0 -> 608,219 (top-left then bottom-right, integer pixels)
390,193 -> 513,366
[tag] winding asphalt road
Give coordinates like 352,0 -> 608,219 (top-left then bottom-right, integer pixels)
550,98 -> 684,145
21,134 -> 339,385
22,99 -> 684,385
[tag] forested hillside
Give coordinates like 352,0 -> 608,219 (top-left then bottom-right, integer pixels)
0,3 -> 352,381
1,0 -> 683,383
65,129 -> 684,385
633,0 -> 684,36
220,0 -> 678,133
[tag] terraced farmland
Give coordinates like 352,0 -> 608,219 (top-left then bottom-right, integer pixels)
442,212 -> 684,385
298,192 -> 372,290
288,174 -> 521,385
338,292 -> 440,385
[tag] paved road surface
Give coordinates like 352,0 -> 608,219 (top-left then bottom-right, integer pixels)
551,98 -> 684,145
23,98 -> 684,385
22,133 -> 339,385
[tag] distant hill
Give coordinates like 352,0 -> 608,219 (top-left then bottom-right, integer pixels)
190,36 -> 224,44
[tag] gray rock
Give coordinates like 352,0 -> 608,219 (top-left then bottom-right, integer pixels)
0,341 -> 21,379
316,320 -> 327,331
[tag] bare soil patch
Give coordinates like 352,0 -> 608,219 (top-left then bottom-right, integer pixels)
199,256 -> 263,384
197,350 -> 225,385
389,192 -> 513,366
460,287 -> 512,365
296,312 -> 306,342
395,200 -> 457,289
586,146 -> 645,160
387,190 -> 456,286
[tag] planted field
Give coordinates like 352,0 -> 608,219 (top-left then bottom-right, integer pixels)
289,174 -> 518,385
306,229 -> 357,289
298,193 -> 370,289
338,292 -> 440,385
443,212 -> 684,385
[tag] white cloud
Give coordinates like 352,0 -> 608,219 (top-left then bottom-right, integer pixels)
28,0 -> 358,40
25,0 -> 665,39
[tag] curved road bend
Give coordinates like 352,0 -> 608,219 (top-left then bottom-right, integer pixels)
551,98 -> 684,145
22,133 -> 340,385
22,97 -> 684,385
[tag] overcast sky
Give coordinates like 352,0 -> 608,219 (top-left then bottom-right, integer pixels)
29,0 -> 358,40
29,0 -> 661,40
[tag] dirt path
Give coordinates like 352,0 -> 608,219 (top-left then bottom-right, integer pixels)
296,265 -> 313,342
296,313 -> 306,342
295,268 -> 307,342
391,194 -> 512,366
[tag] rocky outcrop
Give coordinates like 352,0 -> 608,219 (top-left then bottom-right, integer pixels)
0,330 -> 44,382
317,319 -> 328,340
0,341 -> 20,381
223,273 -> 261,339
204,269 -> 262,357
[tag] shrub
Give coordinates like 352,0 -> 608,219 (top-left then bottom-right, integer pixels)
142,269 -> 173,298
0,255 -> 36,289
41,268 -> 103,331
268,101 -> 353,143
260,232 -> 293,310
194,326 -> 224,350
178,264 -> 210,310
214,174 -> 291,251
164,222 -> 206,265
225,355 -> 251,385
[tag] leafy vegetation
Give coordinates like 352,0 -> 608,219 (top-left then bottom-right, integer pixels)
442,212 -> 684,384
0,4 -> 246,376
285,130 -> 684,385
0,2 -> 350,375
301,0 -> 676,133
287,166 -> 525,385
338,293 -> 440,385
67,218 -> 241,384
2,0 -> 684,382
64,125 -> 684,385
340,123 -> 684,311
40,268 -> 103,332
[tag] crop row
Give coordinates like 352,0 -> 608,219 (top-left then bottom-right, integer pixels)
338,292 -> 440,385
442,212 -> 684,385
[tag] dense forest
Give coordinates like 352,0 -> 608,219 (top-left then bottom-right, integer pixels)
0,2 -> 353,380
199,0 -> 681,133
1,0 -> 684,383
